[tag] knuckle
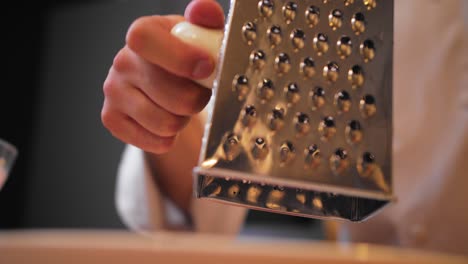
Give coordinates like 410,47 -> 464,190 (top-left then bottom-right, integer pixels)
112,48 -> 132,73
102,76 -> 119,99
101,106 -> 119,133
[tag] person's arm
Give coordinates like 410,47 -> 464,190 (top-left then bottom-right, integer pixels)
145,113 -> 205,214
102,0 -> 222,213
105,0 -> 247,233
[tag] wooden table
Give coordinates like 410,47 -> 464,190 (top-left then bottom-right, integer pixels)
0,230 -> 466,264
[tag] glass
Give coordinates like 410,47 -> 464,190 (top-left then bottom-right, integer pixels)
0,138 -> 18,190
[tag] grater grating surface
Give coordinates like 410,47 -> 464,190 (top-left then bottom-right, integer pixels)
193,0 -> 393,222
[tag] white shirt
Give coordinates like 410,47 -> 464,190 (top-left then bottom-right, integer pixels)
115,0 -> 468,256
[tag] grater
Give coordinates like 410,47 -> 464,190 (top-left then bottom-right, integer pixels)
174,0 -> 394,222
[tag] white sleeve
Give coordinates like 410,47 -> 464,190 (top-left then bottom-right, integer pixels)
115,144 -> 247,235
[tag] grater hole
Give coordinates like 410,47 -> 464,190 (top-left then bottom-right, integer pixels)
267,25 -> 282,47
241,105 -> 257,128
319,116 -> 337,141
279,141 -> 296,165
351,12 -> 366,35
296,190 -> 306,205
241,22 -> 257,45
363,0 -> 377,10
348,65 -> 365,88
202,181 -> 221,197
285,82 -> 301,105
275,53 -> 291,74
346,120 -> 363,144
328,9 -> 343,31
228,184 -> 241,198
337,35 -> 352,59
290,29 -> 306,51
334,90 -> 352,113
323,61 -> 340,83
295,112 -> 311,136
311,86 -> 326,110
282,2 -> 297,24
266,187 -> 286,210
232,74 -> 250,101
305,6 -> 320,28
222,132 -> 241,161
258,0 -> 275,18
312,196 -> 324,210
360,94 -> 377,118
300,57 -> 316,78
257,78 -> 275,103
268,106 -> 286,131
360,39 -> 376,62
252,137 -> 269,160
249,50 -> 266,70
304,144 -> 321,169
246,185 -> 262,204
357,152 -> 376,178
313,33 -> 329,56
330,148 -> 349,175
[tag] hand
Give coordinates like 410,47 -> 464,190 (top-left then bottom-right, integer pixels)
101,0 -> 225,154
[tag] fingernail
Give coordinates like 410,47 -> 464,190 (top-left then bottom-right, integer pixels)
192,59 -> 213,79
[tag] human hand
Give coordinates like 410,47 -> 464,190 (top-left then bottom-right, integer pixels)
101,0 -> 225,154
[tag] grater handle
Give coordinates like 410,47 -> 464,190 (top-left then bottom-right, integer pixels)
171,21 -> 224,89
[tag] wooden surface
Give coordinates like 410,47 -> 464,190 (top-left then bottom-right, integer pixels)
0,230 -> 466,264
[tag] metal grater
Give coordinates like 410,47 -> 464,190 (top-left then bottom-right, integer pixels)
193,0 -> 394,222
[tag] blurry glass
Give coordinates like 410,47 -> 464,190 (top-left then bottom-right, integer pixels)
0,138 -> 18,190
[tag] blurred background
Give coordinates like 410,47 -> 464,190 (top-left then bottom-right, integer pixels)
0,0 -> 323,240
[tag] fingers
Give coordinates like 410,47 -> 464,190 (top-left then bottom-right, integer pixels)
185,0 -> 225,29
113,47 -> 212,117
126,15 -> 214,80
102,106 -> 176,154
102,69 -> 191,153
102,1 -> 226,154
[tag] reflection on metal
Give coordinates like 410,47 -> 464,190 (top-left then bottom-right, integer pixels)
300,57 -> 316,78
285,82 -> 301,105
305,5 -> 320,28
251,137 -> 269,160
360,94 -> 377,118
319,116 -> 337,141
330,148 -> 349,175
249,50 -> 266,70
313,33 -> 329,56
328,9 -> 343,30
242,22 -> 257,45
232,74 -> 250,101
334,91 -> 352,113
290,29 -> 305,50
351,12 -> 366,35
337,36 -> 352,59
311,87 -> 326,110
267,25 -> 282,46
195,0 -> 394,222
323,61 -> 340,83
348,65 -> 365,89
304,144 -> 321,169
346,120 -> 363,144
282,2 -> 297,24
360,39 -> 376,62
258,0 -> 274,18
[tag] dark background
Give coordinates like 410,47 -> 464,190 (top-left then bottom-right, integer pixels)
0,0 -> 322,240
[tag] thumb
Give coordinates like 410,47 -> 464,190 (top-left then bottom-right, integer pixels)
184,0 -> 225,29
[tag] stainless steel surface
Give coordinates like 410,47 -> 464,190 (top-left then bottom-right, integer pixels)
195,0 -> 394,222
